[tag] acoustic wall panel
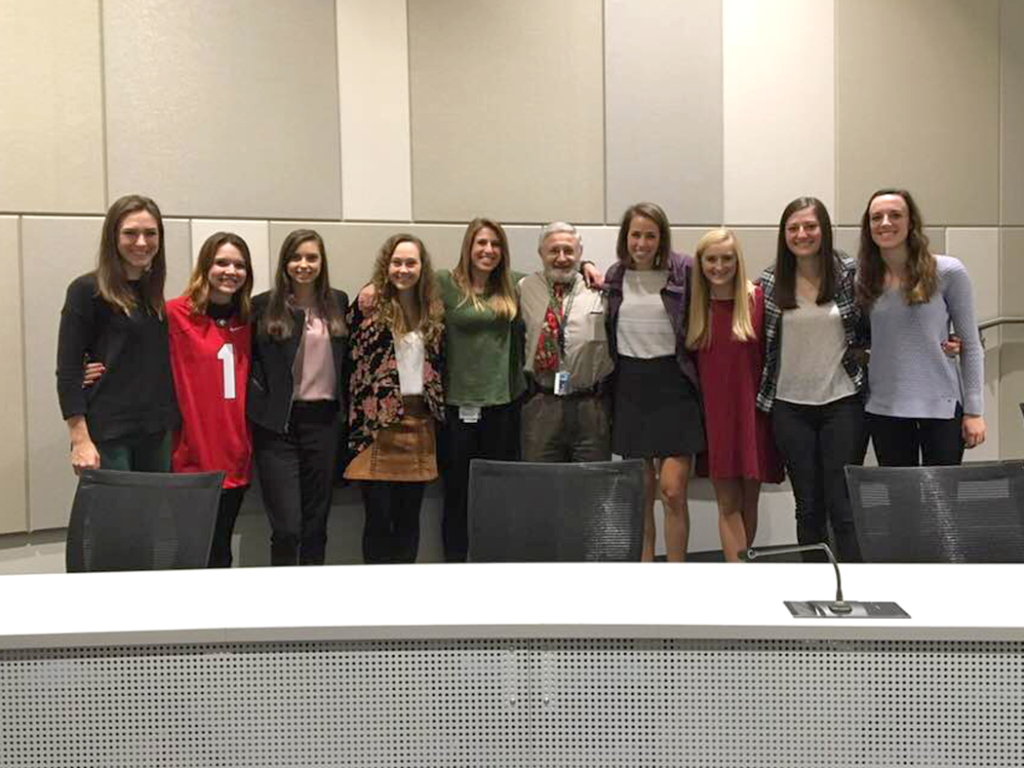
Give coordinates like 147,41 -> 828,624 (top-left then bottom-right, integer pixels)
337,0 -> 413,222
1001,0 -> 1024,225
22,217 -> 191,531
605,0 -> 723,226
408,0 -> 605,224
729,228 -> 778,280
190,220 -> 271,298
722,0 -> 834,226
836,0 -> 999,226
945,228 -> 999,323
103,0 -> 342,220
0,218 -> 27,534
0,0 -> 105,214
269,222 -> 468,299
1002,230 -> 1024,319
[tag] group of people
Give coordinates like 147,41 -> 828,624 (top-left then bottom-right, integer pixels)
56,189 -> 984,566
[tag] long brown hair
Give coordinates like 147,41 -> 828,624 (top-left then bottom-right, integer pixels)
261,229 -> 346,340
686,229 -> 755,350
855,188 -> 936,308
772,196 -> 837,310
615,202 -> 672,270
451,217 -> 518,320
184,232 -> 254,321
96,194 -> 167,317
370,234 -> 444,346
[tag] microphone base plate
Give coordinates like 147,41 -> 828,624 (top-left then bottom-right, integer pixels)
785,600 -> 911,619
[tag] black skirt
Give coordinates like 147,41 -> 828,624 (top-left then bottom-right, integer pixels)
612,355 -> 706,459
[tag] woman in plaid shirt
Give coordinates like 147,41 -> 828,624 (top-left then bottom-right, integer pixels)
756,196 -> 867,563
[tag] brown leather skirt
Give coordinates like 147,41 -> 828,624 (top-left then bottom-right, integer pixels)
344,396 -> 438,482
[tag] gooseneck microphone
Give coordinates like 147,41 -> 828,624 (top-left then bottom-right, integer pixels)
739,542 -> 852,615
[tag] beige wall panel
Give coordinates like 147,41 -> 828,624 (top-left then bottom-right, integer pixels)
408,0 -> 604,223
270,222 -> 467,299
103,0 -> 342,220
190,221 -> 270,298
0,0 -> 105,213
164,219 -> 193,301
1001,0 -> 1024,224
605,0 -> 723,225
0,218 -> 27,533
22,217 -> 190,530
999,336 -> 1024,459
729,228 -> 777,279
337,0 -> 412,221
836,0 -> 999,225
834,227 -> 946,261
723,0 -> 834,225
945,229 -> 999,323
1001,229 -> 1024,317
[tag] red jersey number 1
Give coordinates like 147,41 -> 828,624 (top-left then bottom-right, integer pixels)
217,343 -> 236,400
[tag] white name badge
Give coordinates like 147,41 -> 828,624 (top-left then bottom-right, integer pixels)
554,371 -> 570,396
458,406 -> 482,423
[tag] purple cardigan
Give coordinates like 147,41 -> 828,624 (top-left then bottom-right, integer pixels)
603,251 -> 698,387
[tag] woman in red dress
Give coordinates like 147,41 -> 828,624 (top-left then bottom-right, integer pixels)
687,229 -> 783,561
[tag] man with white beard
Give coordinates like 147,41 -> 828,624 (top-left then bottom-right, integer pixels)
518,222 -> 614,462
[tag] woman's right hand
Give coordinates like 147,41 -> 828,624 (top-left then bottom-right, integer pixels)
82,361 -> 106,388
70,439 -> 101,475
357,283 -> 377,313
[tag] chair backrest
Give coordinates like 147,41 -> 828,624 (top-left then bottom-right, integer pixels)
845,462 -> 1024,563
467,459 -> 644,562
66,469 -> 225,572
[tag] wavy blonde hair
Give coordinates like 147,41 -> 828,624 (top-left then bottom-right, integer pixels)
451,217 -> 518,320
686,228 -> 755,350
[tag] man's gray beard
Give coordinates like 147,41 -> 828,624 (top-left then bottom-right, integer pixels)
546,268 -> 577,284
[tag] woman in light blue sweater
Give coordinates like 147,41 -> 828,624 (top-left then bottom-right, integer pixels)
855,188 -> 986,466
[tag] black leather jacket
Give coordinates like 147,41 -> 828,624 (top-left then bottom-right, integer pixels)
247,289 -> 349,433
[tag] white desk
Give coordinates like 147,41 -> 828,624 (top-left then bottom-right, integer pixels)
1,564 -> 1022,767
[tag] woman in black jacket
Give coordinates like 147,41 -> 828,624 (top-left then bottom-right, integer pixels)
249,229 -> 349,566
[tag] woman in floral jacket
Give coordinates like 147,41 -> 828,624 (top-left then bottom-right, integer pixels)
345,234 -> 445,563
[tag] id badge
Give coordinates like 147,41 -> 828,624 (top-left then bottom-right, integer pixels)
459,406 -> 481,423
554,370 -> 571,396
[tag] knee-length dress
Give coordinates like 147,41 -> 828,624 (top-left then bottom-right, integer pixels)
697,287 -> 783,482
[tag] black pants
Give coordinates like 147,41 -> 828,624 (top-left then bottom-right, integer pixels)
253,401 -> 339,566
360,481 -> 426,564
208,485 -> 248,568
867,403 -> 965,467
439,401 -> 520,562
772,394 -> 866,563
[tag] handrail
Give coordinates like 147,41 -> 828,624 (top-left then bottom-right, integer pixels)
979,317 -> 1024,331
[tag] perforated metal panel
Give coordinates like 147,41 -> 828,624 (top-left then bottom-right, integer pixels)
1,638 -> 1022,767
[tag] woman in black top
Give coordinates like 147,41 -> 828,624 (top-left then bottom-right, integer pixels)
56,194 -> 178,474
249,229 -> 349,566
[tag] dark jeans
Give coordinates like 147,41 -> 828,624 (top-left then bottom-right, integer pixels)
360,481 -> 426,564
520,391 -> 612,463
439,400 -> 520,562
867,403 -> 965,467
772,394 -> 867,563
253,401 -> 339,566
209,485 -> 248,568
96,430 -> 172,472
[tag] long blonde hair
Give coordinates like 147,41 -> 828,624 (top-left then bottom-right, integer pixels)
686,228 -> 755,350
451,217 -> 518,320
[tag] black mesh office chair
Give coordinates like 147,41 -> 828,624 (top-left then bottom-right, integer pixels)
844,462 -> 1024,563
467,459 -> 644,562
66,469 -> 225,572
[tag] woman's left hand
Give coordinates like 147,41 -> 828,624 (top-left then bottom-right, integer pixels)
962,414 -> 986,449
941,334 -> 961,358
581,261 -> 604,290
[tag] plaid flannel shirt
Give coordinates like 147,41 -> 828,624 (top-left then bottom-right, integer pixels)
755,251 -> 867,412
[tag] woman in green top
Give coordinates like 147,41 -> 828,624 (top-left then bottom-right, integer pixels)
438,217 -> 526,561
